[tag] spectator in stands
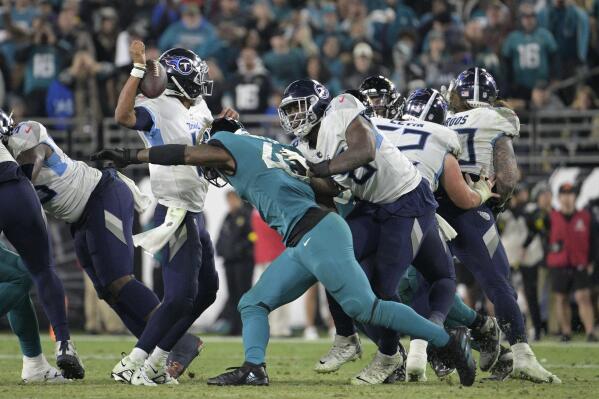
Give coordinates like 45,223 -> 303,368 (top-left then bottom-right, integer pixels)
571,85 -> 599,110
263,30 -> 306,91
321,35 -> 345,78
216,191 -> 254,336
420,30 -> 452,89
538,0 -> 590,80
502,2 -> 558,100
245,1 -> 278,53
343,42 -> 388,91
379,0 -> 419,54
522,183 -> 553,341
158,2 -> 221,59
15,19 -> 67,117
251,209 -> 289,337
306,55 -> 342,97
150,0 -> 181,40
314,3 -> 347,50
482,0 -> 512,56
391,30 -> 423,92
230,47 -> 271,117
547,183 -> 597,342
203,59 -> 224,115
92,7 -> 119,117
529,81 -> 565,111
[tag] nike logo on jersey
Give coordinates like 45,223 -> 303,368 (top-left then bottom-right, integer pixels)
303,237 -> 312,247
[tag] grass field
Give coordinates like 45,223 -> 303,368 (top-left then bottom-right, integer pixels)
0,334 -> 598,399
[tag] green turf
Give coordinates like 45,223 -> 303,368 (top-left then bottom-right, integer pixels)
0,334 -> 597,399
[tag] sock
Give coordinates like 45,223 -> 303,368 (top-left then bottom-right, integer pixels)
148,347 -> 169,368
371,299 -> 449,348
130,347 -> 149,362
326,291 -> 356,337
23,353 -> 46,369
511,342 -> 534,359
427,278 -> 456,323
409,339 -> 428,357
113,279 -> 161,337
378,329 -> 400,356
445,294 -> 477,329
241,305 -> 270,365
493,293 -> 527,344
8,297 -> 43,358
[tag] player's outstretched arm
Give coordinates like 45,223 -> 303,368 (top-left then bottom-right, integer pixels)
114,40 -> 146,128
440,154 -> 498,209
309,116 -> 375,177
493,136 -> 520,204
92,144 -> 235,172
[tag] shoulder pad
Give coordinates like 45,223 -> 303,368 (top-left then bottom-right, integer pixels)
326,93 -> 364,113
9,121 -> 48,158
494,107 -> 520,137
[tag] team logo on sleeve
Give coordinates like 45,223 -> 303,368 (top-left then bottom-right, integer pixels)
314,82 -> 329,99
164,56 -> 194,75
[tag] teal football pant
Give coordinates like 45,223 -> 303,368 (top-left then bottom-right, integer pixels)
238,213 -> 450,365
0,241 -> 43,358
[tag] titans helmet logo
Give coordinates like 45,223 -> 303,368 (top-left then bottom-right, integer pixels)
165,56 -> 194,75
313,82 -> 329,99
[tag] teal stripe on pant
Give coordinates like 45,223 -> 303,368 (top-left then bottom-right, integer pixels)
0,242 -> 42,357
239,213 -> 449,365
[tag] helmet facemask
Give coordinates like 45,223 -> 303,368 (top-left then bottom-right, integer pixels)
278,95 -> 321,138
164,58 -> 214,102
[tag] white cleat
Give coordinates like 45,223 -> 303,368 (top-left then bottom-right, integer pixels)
406,339 -> 428,382
314,333 -> 362,373
511,343 -> 561,384
22,356 -> 69,384
130,364 -> 158,386
112,354 -> 145,384
144,360 -> 179,385
351,350 -> 404,385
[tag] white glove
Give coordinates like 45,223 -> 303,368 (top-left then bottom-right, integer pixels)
465,174 -> 495,205
279,148 -> 311,181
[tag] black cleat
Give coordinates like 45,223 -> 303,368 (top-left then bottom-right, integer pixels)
437,327 -> 476,386
483,345 -> 513,382
55,340 -> 85,379
383,344 -> 407,384
471,316 -> 501,371
207,362 -> 269,386
427,346 -> 455,379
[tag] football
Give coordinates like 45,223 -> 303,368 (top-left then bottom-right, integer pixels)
140,59 -> 167,98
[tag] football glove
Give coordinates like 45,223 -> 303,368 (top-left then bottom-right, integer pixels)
279,149 -> 311,181
90,148 -> 142,168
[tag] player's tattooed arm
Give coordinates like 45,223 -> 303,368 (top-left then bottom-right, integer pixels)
16,144 -> 51,181
493,136 -> 520,204
114,40 -> 146,128
310,115 -> 375,177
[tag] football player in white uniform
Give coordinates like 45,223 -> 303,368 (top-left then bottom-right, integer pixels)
0,112 -> 84,380
109,40 -> 236,385
280,80 -> 472,385
440,67 -> 560,383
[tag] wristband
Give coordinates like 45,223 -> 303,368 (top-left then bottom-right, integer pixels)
130,67 -> 145,79
148,144 -> 187,165
133,63 -> 147,70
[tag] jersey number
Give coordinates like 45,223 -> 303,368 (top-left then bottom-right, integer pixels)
455,128 -> 477,166
35,185 -> 57,204
261,142 -> 306,180
396,128 -> 431,151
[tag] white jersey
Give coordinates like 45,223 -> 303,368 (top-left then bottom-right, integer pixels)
445,107 -> 519,177
7,121 -> 102,223
294,93 -> 421,204
372,117 -> 461,192
135,95 -> 213,212
0,141 -> 15,164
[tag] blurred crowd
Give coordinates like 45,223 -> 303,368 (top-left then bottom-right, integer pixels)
2,0 -> 599,122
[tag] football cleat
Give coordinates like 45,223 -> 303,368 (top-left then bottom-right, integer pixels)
314,333 -> 362,373
111,354 -> 144,384
207,362 -> 269,386
511,343 -> 561,384
129,365 -> 157,386
22,358 -> 69,384
55,340 -> 84,379
483,345 -> 513,382
144,360 -> 179,385
471,316 -> 501,371
436,327 -> 477,386
351,350 -> 404,385
383,344 -> 407,384
166,334 -> 204,379
406,339 -> 428,382
428,346 -> 456,379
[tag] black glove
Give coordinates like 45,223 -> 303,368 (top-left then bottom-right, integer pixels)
307,159 -> 331,178
90,148 -> 142,168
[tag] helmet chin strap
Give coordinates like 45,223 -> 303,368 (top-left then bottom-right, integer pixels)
170,76 -> 193,100
419,90 -> 438,120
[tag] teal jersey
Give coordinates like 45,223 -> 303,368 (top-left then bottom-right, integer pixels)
501,28 -> 557,89
211,131 -> 317,244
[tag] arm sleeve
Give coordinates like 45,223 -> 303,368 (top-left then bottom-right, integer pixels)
133,106 -> 154,131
